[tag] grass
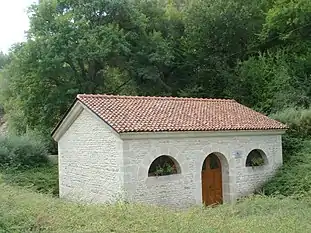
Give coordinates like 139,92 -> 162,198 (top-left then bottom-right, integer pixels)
0,156 -> 311,233
0,165 -> 58,196
0,152 -> 309,233
1,182 -> 311,233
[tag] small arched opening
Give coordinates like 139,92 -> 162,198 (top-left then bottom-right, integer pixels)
246,149 -> 267,167
148,155 -> 181,177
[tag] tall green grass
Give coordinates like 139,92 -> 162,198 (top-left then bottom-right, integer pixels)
1,165 -> 58,196
1,183 -> 311,233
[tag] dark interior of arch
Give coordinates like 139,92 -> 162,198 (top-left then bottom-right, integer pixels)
246,149 -> 265,167
148,155 -> 180,177
202,153 -> 220,170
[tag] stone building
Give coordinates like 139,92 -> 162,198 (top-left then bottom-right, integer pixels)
52,94 -> 286,207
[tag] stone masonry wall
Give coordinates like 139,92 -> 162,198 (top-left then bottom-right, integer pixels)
122,133 -> 283,207
58,108 -> 124,203
235,135 -> 283,197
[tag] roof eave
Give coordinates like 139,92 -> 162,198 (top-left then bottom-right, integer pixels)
120,128 -> 287,140
51,99 -> 84,142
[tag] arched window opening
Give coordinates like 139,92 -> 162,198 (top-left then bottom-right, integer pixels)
148,155 -> 181,177
246,149 -> 267,167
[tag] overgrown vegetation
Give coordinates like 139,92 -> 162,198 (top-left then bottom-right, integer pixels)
262,108 -> 311,197
0,133 -> 58,196
1,183 -> 311,233
1,165 -> 58,196
0,134 -> 49,169
148,155 -> 178,176
1,0 -> 311,152
271,108 -> 311,158
263,142 -> 311,197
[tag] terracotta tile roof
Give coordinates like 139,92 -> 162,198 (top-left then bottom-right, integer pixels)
76,94 -> 287,133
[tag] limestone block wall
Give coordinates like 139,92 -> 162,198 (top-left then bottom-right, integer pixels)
58,108 -> 124,203
122,132 -> 283,207
234,135 -> 283,198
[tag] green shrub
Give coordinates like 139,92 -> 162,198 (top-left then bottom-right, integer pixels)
263,141 -> 311,197
1,165 -> 59,196
0,134 -> 49,169
270,107 -> 311,162
262,108 -> 311,197
270,107 -> 311,137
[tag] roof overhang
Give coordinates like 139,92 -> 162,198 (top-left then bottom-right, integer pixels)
51,100 -> 84,142
51,98 -> 122,142
120,129 -> 287,140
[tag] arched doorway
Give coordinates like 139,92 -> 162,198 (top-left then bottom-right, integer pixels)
201,153 -> 223,205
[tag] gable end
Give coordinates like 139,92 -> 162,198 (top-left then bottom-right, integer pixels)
52,101 -> 84,142
52,100 -> 121,142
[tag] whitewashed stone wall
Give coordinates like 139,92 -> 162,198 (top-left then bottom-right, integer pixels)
235,135 -> 283,198
122,132 -> 283,207
58,109 -> 124,203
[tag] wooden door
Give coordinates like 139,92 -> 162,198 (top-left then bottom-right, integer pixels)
201,154 -> 222,205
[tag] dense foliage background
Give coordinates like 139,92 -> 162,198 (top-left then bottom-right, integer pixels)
1,0 -> 311,142
0,0 -> 311,159
0,0 -> 311,201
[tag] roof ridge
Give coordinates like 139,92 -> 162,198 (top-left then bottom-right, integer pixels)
77,94 -> 235,102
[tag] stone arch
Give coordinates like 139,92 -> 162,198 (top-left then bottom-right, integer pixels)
200,152 -> 230,204
201,152 -> 229,173
245,149 -> 268,167
148,155 -> 181,177
138,145 -> 185,181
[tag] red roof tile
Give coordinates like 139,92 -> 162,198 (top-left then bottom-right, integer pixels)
76,94 -> 287,133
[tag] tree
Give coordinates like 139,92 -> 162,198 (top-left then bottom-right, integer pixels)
3,0 -> 311,153
232,0 -> 311,113
180,0 -> 268,98
0,0 -> 184,139
0,51 -> 9,115
261,0 -> 311,50
0,51 -> 8,69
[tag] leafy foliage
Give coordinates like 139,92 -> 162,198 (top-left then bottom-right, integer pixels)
270,108 -> 311,160
263,108 -> 311,197
148,155 -> 178,176
263,141 -> 311,197
0,52 -> 8,70
0,134 -> 49,169
182,0 -> 267,98
0,0 -> 311,159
